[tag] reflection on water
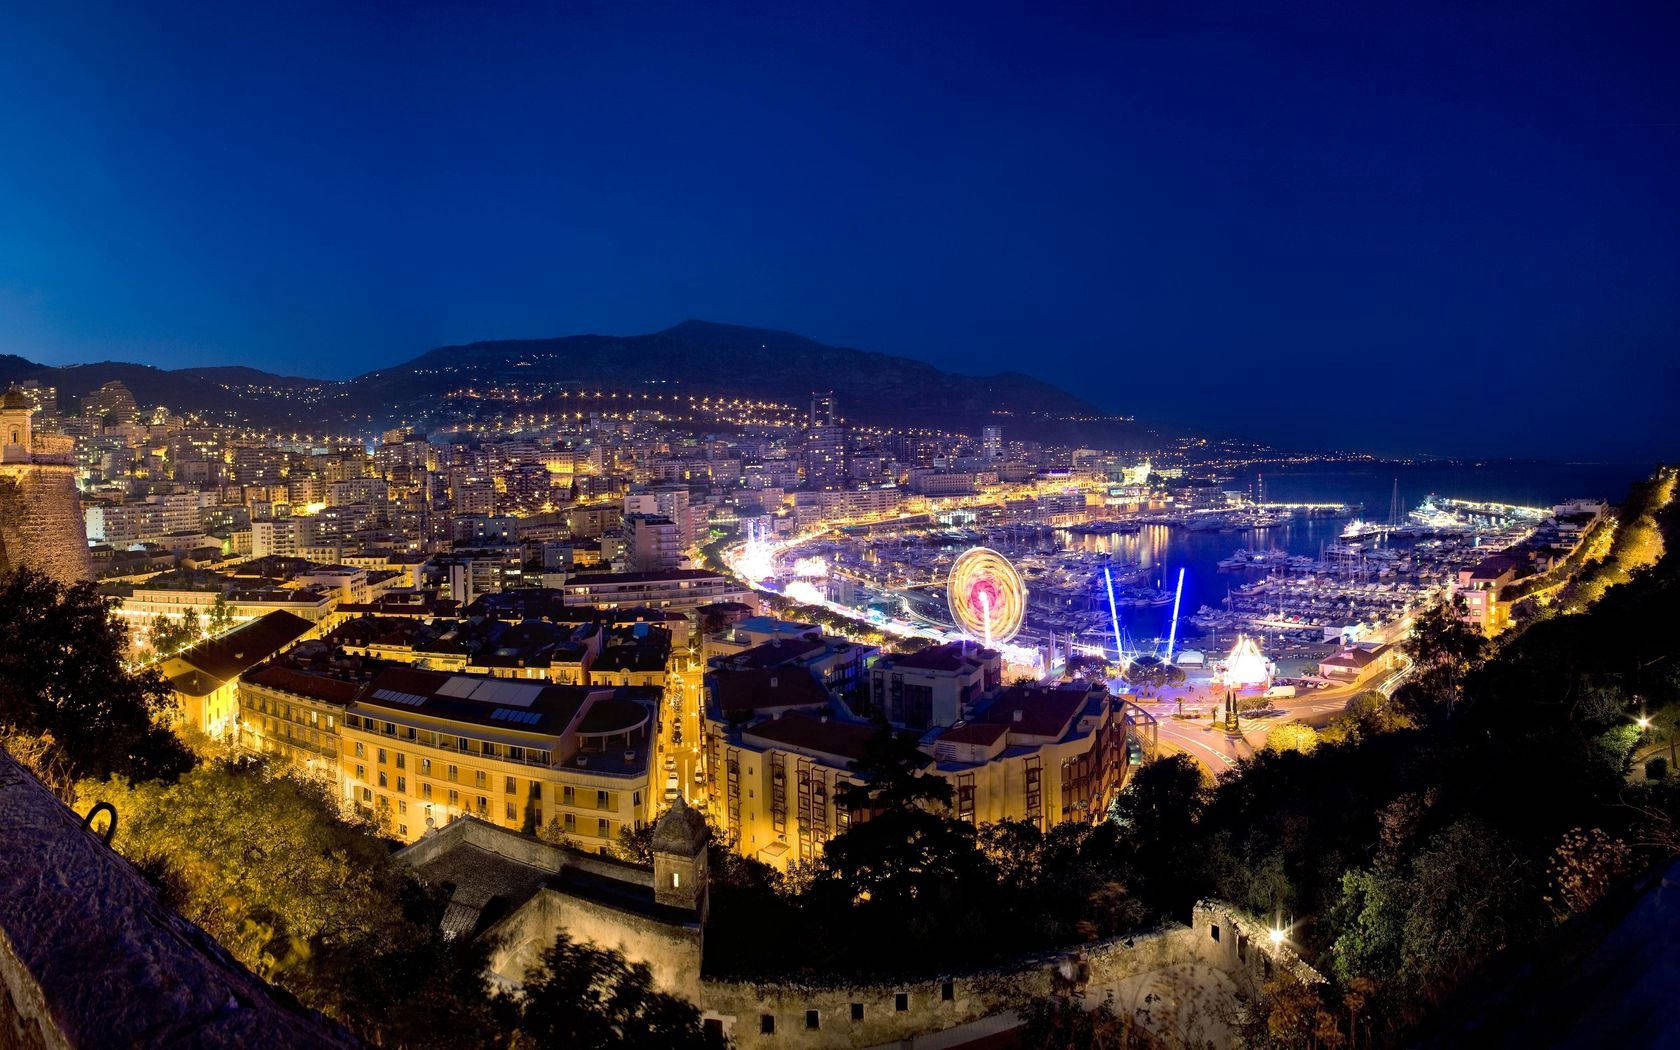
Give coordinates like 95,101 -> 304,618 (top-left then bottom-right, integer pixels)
1057,518 -> 1354,641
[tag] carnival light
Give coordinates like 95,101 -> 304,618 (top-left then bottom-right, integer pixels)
1223,634 -> 1272,689
947,547 -> 1026,647
790,555 -> 829,578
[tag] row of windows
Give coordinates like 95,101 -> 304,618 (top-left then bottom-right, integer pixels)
344,718 -> 553,766
349,763 -> 641,813
755,985 -> 954,1035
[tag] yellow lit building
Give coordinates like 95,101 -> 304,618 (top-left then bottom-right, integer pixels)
702,670 -> 1140,870
339,666 -> 656,848
162,610 -> 316,740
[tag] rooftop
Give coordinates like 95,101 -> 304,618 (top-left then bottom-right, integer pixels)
742,710 -> 879,764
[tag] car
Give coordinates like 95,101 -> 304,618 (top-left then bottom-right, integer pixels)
663,785 -> 681,803
664,756 -> 677,772
1264,685 -> 1298,699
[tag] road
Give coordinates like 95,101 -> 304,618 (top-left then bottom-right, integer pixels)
1130,656 -> 1414,774
653,653 -> 707,814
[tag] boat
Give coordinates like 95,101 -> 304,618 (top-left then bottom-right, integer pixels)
1341,518 -> 1386,540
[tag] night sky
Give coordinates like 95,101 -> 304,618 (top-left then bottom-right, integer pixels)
2,2 -> 1676,460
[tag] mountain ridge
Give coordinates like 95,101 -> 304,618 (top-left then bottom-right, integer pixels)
1,321 -> 1145,446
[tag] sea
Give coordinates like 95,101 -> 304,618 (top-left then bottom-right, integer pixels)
1057,458 -> 1657,646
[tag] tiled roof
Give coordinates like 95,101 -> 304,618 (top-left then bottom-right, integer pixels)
709,667 -> 831,715
743,711 -> 878,763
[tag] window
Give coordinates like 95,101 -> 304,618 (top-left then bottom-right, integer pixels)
327,716 -> 334,730
448,789 -> 459,807
505,802 -> 516,821
505,776 -> 517,793
447,764 -> 458,782
508,745 -> 524,762
395,752 -> 405,769
597,818 -> 609,837
1210,924 -> 1220,943
632,790 -> 642,807
458,735 -> 469,751
397,824 -> 408,837
377,772 -> 387,788
672,872 -> 681,889
422,783 -> 433,800
383,721 -> 396,736
354,742 -> 365,758
476,770 -> 487,788
421,758 -> 431,775
563,813 -> 576,830
850,1003 -> 864,1022
355,764 -> 366,781
941,981 -> 954,1002
805,1010 -> 819,1030
596,789 -> 609,807
477,796 -> 489,816
398,801 -> 406,815
563,786 -> 575,804
895,994 -> 908,1012
396,776 -> 407,793
377,748 -> 386,764
361,787 -> 372,802
760,1015 -> 774,1035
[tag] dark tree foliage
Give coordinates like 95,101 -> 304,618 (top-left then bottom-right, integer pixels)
1018,993 -> 1161,1049
517,932 -> 720,1050
0,567 -> 193,785
834,719 -> 954,812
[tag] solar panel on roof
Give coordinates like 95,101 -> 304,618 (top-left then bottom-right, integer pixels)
371,689 -> 426,707
490,708 -> 542,725
472,680 -> 543,707
435,676 -> 480,698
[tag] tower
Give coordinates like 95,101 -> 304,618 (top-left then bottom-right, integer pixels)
0,388 -> 93,584
1,389 -> 32,454
651,796 -> 709,917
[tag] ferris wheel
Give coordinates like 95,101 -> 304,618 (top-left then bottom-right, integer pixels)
946,547 -> 1027,647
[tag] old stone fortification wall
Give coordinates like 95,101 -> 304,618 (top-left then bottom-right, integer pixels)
699,901 -> 1323,1049
0,752 -> 358,1049
487,888 -> 704,1002
0,465 -> 92,584
699,925 -> 1202,1050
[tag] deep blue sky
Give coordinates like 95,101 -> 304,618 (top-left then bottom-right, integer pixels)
1,2 -> 1676,460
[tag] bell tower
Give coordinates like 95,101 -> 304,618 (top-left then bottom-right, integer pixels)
650,796 -> 710,918
0,388 -> 31,459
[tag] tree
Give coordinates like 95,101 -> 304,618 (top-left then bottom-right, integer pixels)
834,719 -> 953,813
1124,656 -> 1184,697
0,567 -> 193,788
1018,994 -> 1158,1049
207,592 -> 234,635
1394,599 -> 1485,725
1266,722 -> 1319,754
516,932 -> 719,1049
1112,755 -> 1208,913
84,759 -> 410,990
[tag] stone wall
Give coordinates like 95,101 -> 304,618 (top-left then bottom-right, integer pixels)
487,888 -> 705,1001
0,464 -> 92,584
698,925 -> 1205,1050
0,752 -> 358,1049
697,904 -> 1325,1049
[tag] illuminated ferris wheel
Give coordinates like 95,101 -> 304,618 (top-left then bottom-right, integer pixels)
946,547 -> 1027,647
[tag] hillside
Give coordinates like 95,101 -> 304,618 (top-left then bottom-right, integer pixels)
0,322 -> 1146,446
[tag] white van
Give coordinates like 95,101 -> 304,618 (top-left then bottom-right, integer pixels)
1264,685 -> 1298,699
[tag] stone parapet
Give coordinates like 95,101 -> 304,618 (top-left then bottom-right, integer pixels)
0,752 -> 360,1049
